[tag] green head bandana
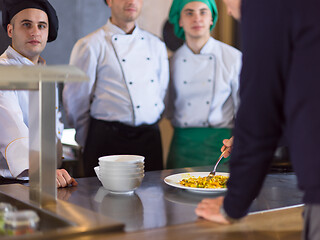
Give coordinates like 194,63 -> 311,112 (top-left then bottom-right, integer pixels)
169,0 -> 218,40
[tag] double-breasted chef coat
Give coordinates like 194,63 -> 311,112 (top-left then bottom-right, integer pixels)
166,37 -> 242,169
0,46 -> 63,179
167,37 -> 242,128
63,19 -> 169,147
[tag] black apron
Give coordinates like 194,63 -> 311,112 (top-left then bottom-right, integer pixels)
83,117 -> 163,177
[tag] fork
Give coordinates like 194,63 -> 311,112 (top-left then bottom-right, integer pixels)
207,150 -> 227,180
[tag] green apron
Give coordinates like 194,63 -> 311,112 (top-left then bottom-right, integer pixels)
166,127 -> 231,169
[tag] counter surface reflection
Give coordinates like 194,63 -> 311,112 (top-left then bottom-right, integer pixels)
60,165 -> 303,232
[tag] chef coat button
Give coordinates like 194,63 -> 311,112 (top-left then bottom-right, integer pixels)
208,79 -> 211,82
151,79 -> 154,83
184,122 -> 188,126
183,59 -> 187,62
155,103 -> 158,106
141,37 -> 144,40
129,81 -> 133,85
122,59 -> 126,62
206,101 -> 210,105
183,81 -> 187,84
147,57 -> 150,61
114,37 -> 118,41
187,102 -> 191,106
136,105 -> 140,109
209,56 -> 213,60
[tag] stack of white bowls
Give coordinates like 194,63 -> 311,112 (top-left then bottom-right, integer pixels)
94,155 -> 145,194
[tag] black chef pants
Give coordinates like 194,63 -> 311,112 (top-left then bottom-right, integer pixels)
83,117 -> 163,177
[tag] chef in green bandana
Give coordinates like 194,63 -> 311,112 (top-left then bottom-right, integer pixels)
166,0 -> 242,169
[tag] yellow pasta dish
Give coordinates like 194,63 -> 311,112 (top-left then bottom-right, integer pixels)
179,175 -> 228,189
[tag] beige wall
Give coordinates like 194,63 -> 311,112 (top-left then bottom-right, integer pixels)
212,0 -> 236,45
137,0 -> 173,39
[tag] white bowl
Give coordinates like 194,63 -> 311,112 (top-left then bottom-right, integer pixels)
94,166 -> 100,180
95,166 -> 144,180
99,169 -> 144,177
99,174 -> 145,181
98,155 -> 145,164
99,175 -> 144,193
100,172 -> 145,179
99,161 -> 144,168
98,165 -> 144,174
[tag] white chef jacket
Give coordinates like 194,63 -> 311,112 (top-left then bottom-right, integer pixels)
0,46 -> 63,179
63,19 -> 169,147
167,37 -> 242,128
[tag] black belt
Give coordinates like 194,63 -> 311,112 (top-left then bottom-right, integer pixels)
90,118 -> 159,132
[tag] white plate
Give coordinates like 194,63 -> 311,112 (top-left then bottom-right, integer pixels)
164,172 -> 229,193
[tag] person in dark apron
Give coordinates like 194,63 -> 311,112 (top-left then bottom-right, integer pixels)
63,0 -> 169,177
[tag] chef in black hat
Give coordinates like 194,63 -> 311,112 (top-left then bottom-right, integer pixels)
2,0 -> 58,41
1,0 -> 58,63
0,0 -> 77,188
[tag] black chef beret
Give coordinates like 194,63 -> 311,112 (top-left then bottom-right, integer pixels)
1,0 -> 59,42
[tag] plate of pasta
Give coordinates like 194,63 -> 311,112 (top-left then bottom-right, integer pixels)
164,172 -> 229,193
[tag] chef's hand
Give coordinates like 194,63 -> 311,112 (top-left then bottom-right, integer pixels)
195,196 -> 230,224
57,185 -> 78,200
56,169 -> 78,188
221,136 -> 234,158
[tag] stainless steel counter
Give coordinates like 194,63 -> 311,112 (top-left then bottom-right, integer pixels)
59,165 -> 303,232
